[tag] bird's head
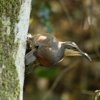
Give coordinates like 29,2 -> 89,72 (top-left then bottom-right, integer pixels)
63,41 -> 91,61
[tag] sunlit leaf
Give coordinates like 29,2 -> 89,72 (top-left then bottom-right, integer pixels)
34,67 -> 60,79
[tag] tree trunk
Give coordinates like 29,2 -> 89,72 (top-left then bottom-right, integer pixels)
0,0 -> 31,100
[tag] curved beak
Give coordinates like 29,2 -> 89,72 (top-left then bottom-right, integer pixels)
63,41 -> 92,61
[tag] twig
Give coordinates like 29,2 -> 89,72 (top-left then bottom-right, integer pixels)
81,90 -> 94,95
59,0 -> 73,25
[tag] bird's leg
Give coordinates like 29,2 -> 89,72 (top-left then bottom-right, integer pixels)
25,34 -> 37,65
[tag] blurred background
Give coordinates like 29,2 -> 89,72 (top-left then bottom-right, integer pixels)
24,0 -> 100,100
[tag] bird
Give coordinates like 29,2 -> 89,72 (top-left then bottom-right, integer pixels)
25,33 -> 91,67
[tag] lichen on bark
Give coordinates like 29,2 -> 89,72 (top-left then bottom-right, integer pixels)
0,0 -> 22,99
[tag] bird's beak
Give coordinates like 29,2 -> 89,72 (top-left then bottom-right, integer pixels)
64,42 -> 92,61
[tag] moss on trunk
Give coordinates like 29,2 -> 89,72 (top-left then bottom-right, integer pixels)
0,0 -> 21,99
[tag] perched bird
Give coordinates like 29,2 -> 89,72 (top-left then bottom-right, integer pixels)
25,33 -> 91,66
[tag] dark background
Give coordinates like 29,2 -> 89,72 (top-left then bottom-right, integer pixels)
24,0 -> 100,100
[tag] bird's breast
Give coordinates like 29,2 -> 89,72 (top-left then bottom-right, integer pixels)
36,46 -> 63,66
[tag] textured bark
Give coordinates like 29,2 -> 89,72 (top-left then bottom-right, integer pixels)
0,0 -> 31,100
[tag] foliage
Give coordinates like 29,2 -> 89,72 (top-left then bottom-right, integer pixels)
24,0 -> 100,100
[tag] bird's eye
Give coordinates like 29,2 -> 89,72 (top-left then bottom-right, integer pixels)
35,45 -> 39,49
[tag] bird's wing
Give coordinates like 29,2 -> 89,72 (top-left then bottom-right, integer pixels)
25,50 -> 36,65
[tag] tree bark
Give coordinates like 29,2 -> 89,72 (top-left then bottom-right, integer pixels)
0,0 -> 31,100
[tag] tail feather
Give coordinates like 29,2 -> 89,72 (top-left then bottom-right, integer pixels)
25,50 -> 36,65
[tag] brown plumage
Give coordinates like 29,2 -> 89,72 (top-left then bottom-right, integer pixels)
25,33 -> 91,66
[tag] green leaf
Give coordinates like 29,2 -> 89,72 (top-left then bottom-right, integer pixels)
34,67 -> 60,79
